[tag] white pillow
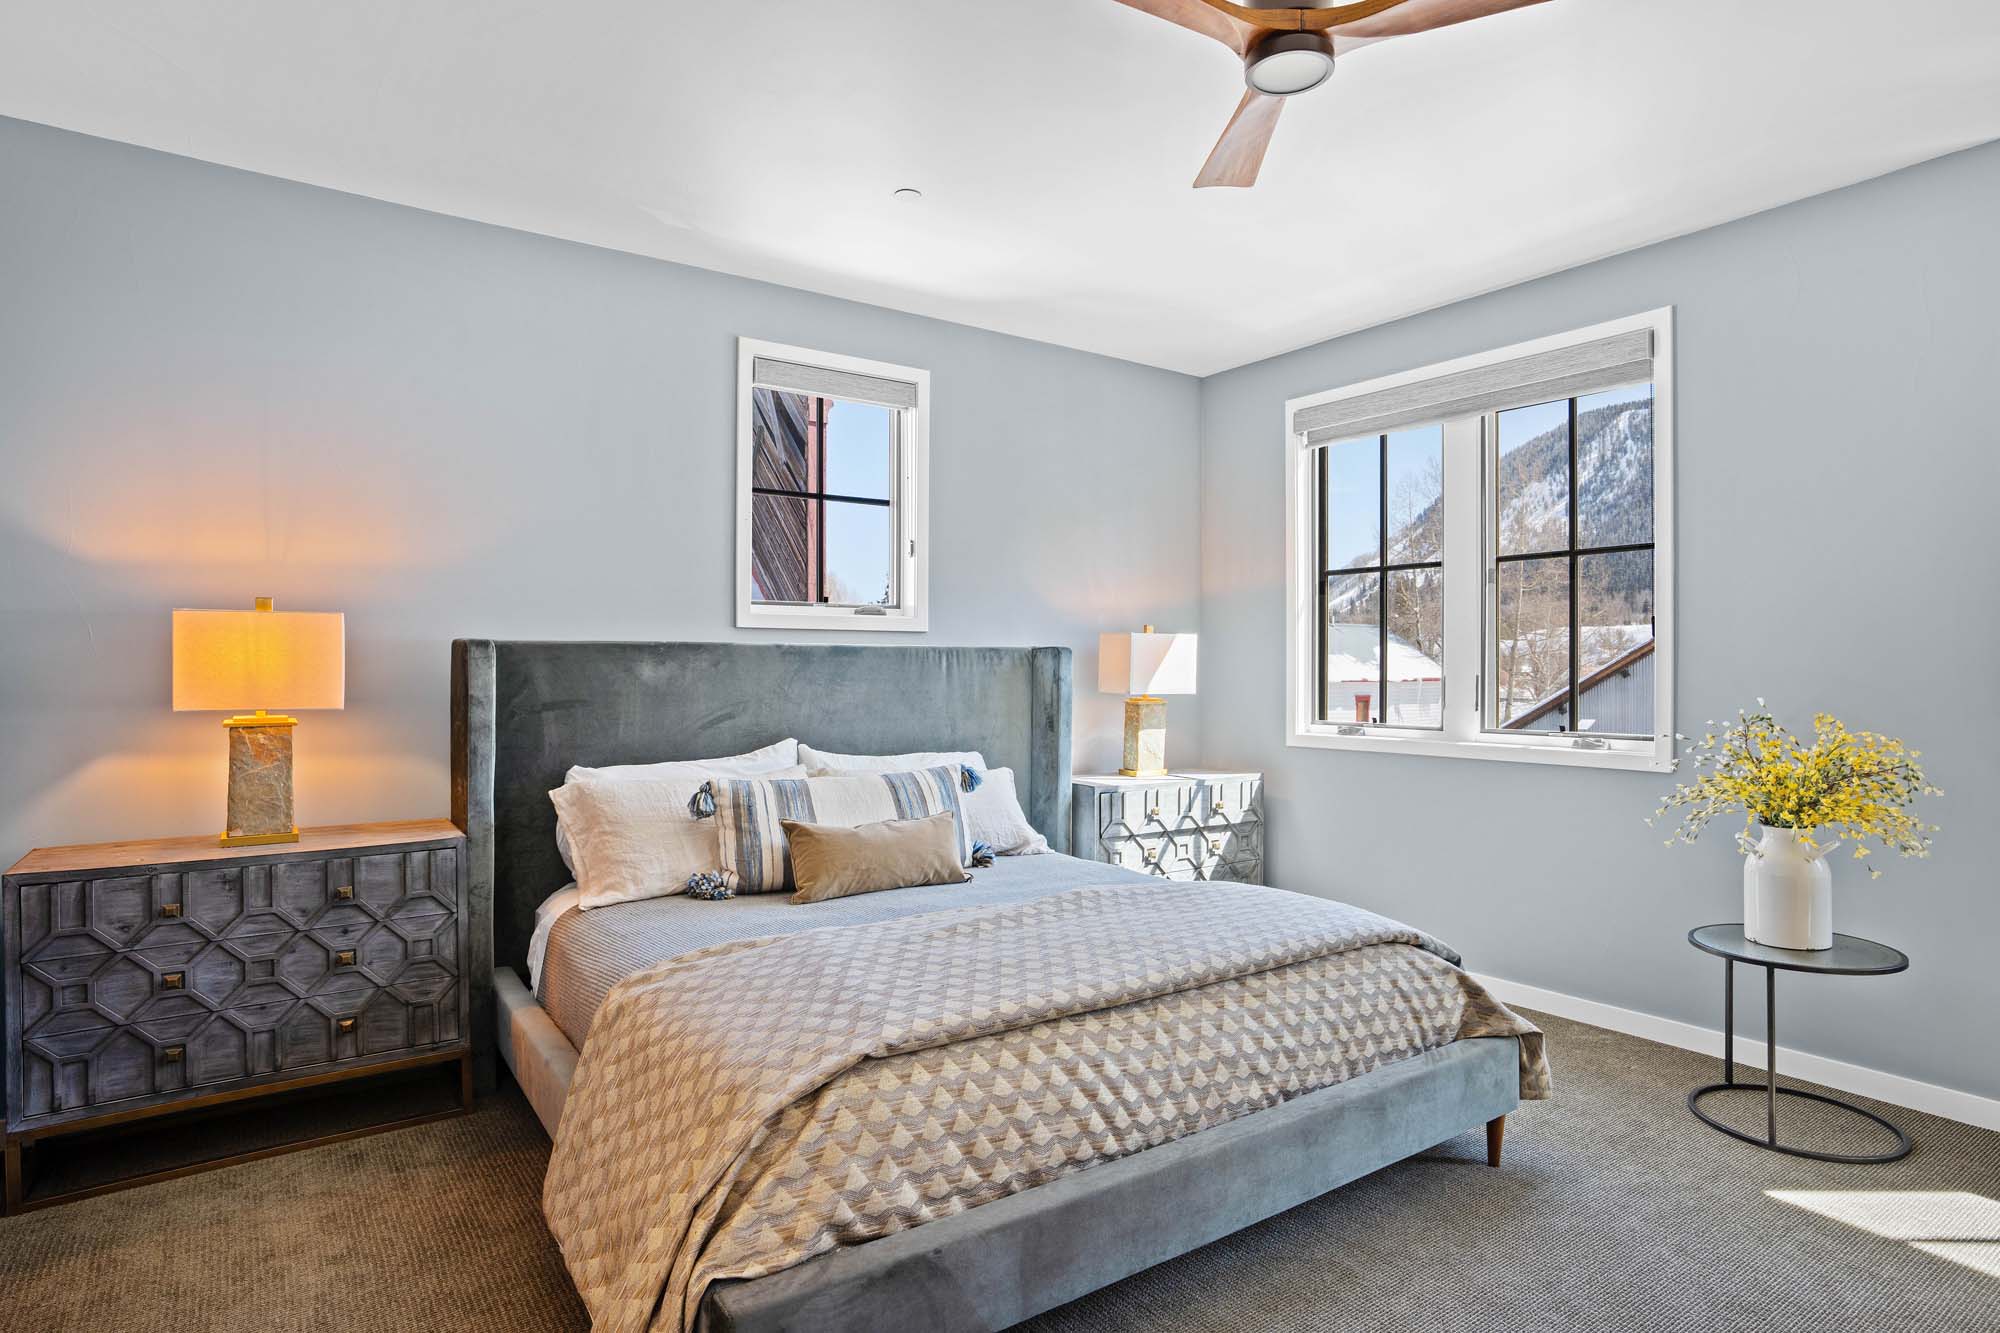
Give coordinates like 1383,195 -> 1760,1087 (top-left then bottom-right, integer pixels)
549,767 -> 801,910
566,737 -> 800,785
800,744 -> 986,776
555,739 -> 801,871
962,767 -> 1050,856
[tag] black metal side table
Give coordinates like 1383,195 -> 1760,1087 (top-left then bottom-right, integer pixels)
1686,924 -> 1911,1164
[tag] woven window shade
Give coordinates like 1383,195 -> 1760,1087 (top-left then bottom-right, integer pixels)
752,357 -> 919,410
1294,328 -> 1653,444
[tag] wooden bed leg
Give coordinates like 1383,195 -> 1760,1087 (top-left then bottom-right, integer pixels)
1485,1115 -> 1505,1168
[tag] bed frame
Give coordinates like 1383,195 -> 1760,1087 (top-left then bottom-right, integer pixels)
451,639 -> 1519,1333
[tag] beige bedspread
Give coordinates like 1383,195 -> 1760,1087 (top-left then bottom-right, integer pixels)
543,882 -> 1548,1332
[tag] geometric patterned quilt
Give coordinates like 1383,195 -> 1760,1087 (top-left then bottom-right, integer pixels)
542,882 -> 1549,1332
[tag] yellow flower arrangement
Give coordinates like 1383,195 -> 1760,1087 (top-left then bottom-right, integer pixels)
1651,701 -> 1940,878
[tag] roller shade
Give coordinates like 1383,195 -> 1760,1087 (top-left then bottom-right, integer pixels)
1295,328 -> 1653,445
752,356 -> 920,410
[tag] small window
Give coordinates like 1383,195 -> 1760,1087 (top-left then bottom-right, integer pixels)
736,339 -> 928,631
1284,309 -> 1673,771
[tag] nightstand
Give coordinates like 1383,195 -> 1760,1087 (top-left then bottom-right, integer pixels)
1072,772 -> 1264,883
3,820 -> 471,1212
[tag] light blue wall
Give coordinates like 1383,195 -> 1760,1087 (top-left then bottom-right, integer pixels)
5,110 -> 1993,1102
1197,140 -> 2000,1100
0,117 -> 1202,860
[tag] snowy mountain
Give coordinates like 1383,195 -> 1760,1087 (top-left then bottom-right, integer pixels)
1327,393 -> 1653,612
1495,396 -> 1653,553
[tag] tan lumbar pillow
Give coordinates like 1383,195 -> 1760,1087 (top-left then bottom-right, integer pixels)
783,813 -> 971,904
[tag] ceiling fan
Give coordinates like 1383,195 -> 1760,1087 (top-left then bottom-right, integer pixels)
1113,0 -> 1550,187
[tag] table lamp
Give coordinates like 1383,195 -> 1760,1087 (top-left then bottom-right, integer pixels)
172,597 -> 345,845
1099,626 -> 1198,778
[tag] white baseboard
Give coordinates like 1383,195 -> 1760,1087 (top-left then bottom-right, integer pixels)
1469,971 -> 2000,1135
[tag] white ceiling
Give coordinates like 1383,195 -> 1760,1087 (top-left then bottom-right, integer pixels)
3,1 -> 1998,375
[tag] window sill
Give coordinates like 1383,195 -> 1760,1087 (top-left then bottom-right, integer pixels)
1288,727 -> 1673,772
736,604 -> 928,633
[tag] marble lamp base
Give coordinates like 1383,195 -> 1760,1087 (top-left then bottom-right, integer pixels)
222,715 -> 300,846
1118,696 -> 1169,778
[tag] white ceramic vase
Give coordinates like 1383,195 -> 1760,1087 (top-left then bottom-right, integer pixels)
1742,824 -> 1835,950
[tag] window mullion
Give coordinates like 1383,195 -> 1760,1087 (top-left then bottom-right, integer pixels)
1315,447 -> 1328,725
1377,434 -> 1388,725
1440,417 -> 1483,743
1566,395 -> 1580,732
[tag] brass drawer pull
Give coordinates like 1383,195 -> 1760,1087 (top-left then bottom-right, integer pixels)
335,949 -> 357,967
161,972 -> 185,990
332,885 -> 354,901
1212,800 -> 1227,814
162,1045 -> 184,1064
336,1017 -> 356,1034
1147,806 -> 1161,820
159,903 -> 182,919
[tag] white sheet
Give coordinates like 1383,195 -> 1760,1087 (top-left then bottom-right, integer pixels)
527,883 -> 582,993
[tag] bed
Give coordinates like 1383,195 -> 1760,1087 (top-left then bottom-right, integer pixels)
450,640 -> 1543,1333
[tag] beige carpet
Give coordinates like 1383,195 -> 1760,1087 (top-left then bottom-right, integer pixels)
3,1011 -> 1995,1332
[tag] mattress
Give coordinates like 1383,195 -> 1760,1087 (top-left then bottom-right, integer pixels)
534,852 -> 1165,1050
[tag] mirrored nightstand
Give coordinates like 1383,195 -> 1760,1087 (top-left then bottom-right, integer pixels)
1071,772 -> 1263,884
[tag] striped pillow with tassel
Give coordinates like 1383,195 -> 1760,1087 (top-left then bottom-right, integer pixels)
693,764 -> 973,894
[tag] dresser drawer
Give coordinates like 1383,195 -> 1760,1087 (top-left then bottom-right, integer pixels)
1091,785 -> 1196,837
11,947 -> 465,1124
1195,821 -> 1264,883
1193,776 -> 1263,827
12,847 -> 461,955
14,970 -> 467,1124
1099,830 -> 1174,875
14,936 -> 272,1037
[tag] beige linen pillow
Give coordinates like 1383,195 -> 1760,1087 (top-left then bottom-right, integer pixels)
553,740 -> 802,872
784,813 -> 971,904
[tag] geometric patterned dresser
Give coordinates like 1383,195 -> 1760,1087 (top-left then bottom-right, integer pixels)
1071,772 -> 1264,884
2,819 -> 470,1212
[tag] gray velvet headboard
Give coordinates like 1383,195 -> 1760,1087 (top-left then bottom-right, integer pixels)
449,639 -> 1073,1090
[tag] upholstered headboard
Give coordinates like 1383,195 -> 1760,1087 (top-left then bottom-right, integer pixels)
449,639 -> 1073,1088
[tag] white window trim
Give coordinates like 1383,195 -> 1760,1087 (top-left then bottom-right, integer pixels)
735,337 -> 930,632
1284,308 -> 1675,772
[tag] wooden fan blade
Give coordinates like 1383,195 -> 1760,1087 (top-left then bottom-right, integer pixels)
1111,0 -> 1260,57
1311,0 -> 1550,37
1194,90 -> 1285,188
1193,0 -> 1411,33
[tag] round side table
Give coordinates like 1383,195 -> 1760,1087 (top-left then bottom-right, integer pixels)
1686,923 -> 1911,1164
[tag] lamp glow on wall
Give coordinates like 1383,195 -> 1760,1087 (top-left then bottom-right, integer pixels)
1099,627 -> 1197,778
172,597 -> 345,845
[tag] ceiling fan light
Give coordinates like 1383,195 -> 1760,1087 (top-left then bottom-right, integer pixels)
1245,31 -> 1335,97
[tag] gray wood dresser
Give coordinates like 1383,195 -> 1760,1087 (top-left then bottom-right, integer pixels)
1071,772 -> 1264,883
2,819 -> 472,1212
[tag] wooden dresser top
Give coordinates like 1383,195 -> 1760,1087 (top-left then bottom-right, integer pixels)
5,819 -> 464,879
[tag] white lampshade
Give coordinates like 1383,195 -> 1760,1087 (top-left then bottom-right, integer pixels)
173,602 -> 345,713
1099,630 -> 1198,697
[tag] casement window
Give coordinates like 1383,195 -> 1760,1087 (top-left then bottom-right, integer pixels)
736,339 -> 929,631
1285,310 -> 1674,771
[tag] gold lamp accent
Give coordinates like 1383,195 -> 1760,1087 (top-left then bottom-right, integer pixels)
173,596 -> 345,846
1099,626 -> 1198,778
